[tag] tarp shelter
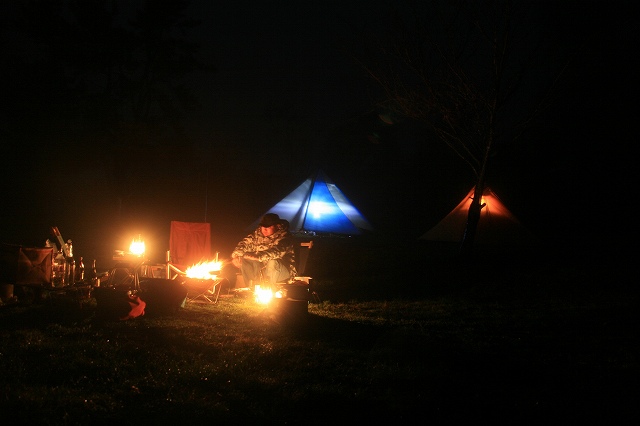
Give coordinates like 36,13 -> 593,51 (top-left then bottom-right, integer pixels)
420,186 -> 536,245
251,170 -> 373,235
169,221 -> 212,268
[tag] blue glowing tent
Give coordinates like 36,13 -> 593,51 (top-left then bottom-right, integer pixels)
250,170 -> 373,235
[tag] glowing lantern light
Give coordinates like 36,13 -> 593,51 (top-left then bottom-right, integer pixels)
254,285 -> 274,304
129,235 -> 146,257
308,201 -> 333,218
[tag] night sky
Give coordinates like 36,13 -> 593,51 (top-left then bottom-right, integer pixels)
0,0 -> 635,268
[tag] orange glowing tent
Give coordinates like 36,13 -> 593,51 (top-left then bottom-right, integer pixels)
420,186 -> 536,245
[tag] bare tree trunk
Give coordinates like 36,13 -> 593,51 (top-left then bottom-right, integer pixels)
355,1 -> 567,262
459,184 -> 484,262
458,82 -> 496,262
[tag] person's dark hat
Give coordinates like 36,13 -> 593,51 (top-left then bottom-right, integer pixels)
259,213 -> 281,227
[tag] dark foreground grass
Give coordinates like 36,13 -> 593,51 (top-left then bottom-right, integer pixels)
0,257 -> 638,425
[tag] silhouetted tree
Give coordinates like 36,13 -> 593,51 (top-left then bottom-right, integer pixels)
355,0 -> 573,261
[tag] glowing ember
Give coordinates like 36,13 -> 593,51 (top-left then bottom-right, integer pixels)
185,260 -> 222,280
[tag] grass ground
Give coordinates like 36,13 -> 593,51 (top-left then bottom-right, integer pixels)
0,241 -> 638,424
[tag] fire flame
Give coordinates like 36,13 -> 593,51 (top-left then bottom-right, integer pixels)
185,260 -> 222,280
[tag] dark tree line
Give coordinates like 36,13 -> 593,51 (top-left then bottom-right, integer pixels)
1,0 -> 215,222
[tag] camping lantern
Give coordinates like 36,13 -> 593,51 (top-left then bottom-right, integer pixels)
129,235 -> 146,257
253,281 -> 310,322
254,285 -> 274,304
269,282 -> 310,321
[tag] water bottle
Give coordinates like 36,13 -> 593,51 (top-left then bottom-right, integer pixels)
65,239 -> 73,258
63,240 -> 74,285
65,258 -> 75,285
90,259 -> 99,287
76,256 -> 85,282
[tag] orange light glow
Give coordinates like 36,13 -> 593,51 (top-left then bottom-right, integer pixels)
185,260 -> 222,280
254,285 -> 274,304
129,236 -> 146,257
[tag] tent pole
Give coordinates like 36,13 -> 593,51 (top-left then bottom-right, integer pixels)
299,169 -> 318,233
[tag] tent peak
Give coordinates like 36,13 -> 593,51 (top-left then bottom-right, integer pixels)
249,170 -> 373,236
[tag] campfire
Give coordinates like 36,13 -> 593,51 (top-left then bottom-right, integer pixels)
185,259 -> 222,280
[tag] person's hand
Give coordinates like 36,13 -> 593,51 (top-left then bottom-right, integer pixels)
231,257 -> 242,268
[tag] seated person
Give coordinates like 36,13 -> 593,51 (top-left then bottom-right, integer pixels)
231,213 -> 296,289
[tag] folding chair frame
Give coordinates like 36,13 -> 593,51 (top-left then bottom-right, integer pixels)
184,278 -> 223,304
